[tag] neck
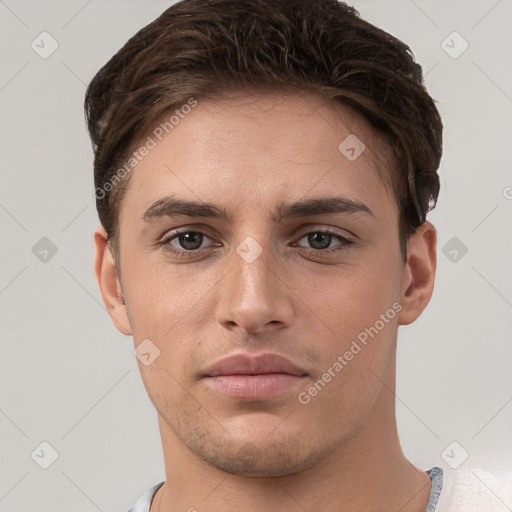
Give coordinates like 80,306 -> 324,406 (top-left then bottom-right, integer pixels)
152,366 -> 432,512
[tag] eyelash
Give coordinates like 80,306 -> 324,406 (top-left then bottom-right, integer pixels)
157,228 -> 355,258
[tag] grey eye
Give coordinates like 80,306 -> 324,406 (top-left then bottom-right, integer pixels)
170,232 -> 211,251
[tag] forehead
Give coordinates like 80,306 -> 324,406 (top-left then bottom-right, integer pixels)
120,90 -> 397,224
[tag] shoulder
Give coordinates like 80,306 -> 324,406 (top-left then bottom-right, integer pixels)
436,463 -> 512,512
126,481 -> 165,512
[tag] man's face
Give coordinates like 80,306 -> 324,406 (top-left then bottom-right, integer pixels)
115,91 -> 407,476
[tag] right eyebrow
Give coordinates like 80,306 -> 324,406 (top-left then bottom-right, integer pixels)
142,196 -> 233,223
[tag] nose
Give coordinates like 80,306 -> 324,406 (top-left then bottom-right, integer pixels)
215,237 -> 294,335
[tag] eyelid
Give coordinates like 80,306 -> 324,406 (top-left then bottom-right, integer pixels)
296,230 -> 353,242
293,229 -> 355,252
157,224 -> 218,244
293,223 -> 355,241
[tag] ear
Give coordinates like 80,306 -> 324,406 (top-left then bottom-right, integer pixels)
397,220 -> 437,326
94,224 -> 132,335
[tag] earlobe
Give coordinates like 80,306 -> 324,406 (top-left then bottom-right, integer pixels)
94,225 -> 132,335
397,221 -> 437,326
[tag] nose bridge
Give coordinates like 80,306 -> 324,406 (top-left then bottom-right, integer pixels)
216,231 -> 293,332
229,233 -> 276,305
233,234 -> 273,296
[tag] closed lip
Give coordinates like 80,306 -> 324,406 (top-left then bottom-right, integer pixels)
203,352 -> 308,377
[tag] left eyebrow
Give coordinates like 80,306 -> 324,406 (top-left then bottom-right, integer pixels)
141,194 -> 374,223
270,196 -> 374,222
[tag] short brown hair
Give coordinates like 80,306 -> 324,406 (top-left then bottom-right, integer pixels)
84,0 -> 442,264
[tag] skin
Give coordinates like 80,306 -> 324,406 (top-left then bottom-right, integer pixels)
94,90 -> 437,512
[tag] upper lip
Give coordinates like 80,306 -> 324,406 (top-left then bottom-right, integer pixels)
204,353 -> 308,377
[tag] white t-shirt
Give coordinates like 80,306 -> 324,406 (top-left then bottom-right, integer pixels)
127,464 -> 512,511
433,463 -> 512,511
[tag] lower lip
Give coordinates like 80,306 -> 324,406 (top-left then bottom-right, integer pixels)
205,373 -> 306,400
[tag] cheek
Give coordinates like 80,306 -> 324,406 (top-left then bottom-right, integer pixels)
122,256 -> 204,333
299,263 -> 400,380
295,326 -> 396,442
134,327 -> 202,413
301,260 -> 400,325
123,260 -> 213,379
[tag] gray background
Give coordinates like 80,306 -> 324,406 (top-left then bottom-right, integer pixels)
1,0 -> 511,510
